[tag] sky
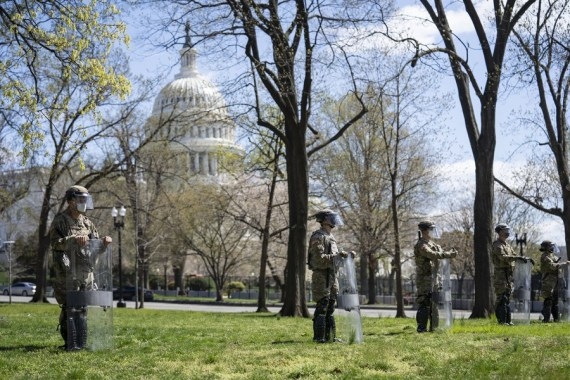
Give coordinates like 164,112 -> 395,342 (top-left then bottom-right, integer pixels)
123,0 -> 566,246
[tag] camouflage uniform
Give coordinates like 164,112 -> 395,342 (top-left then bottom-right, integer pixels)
308,227 -> 342,343
51,208 -> 101,349
414,236 -> 455,332
540,241 -> 568,322
491,239 -> 518,324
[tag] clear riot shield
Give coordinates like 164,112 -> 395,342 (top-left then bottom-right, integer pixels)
437,259 -> 453,329
559,265 -> 570,322
66,239 -> 113,350
335,255 -> 363,344
511,260 -> 532,324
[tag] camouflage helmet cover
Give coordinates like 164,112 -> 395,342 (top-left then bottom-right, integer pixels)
539,240 -> 555,252
494,223 -> 510,234
313,209 -> 343,227
418,221 -> 436,230
65,185 -> 89,200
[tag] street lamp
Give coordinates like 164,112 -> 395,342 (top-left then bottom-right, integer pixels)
3,241 -> 15,304
112,205 -> 127,308
515,232 -> 527,257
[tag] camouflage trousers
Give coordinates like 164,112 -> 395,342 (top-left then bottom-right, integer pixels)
311,268 -> 338,302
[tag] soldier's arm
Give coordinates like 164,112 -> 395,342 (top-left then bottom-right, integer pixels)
50,217 -> 75,251
419,243 -> 454,260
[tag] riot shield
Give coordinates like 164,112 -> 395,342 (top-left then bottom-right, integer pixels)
66,239 -> 113,350
437,259 -> 453,329
559,265 -> 570,322
335,255 -> 363,344
511,260 -> 532,324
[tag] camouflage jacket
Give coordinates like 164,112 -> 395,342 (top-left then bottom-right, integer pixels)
491,239 -> 517,282
414,238 -> 451,294
307,229 -> 340,271
50,210 -> 100,252
540,251 -> 563,285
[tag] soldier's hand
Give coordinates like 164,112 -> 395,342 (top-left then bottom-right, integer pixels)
448,249 -> 458,258
103,236 -> 112,246
76,235 -> 89,247
349,251 -> 356,259
339,251 -> 349,258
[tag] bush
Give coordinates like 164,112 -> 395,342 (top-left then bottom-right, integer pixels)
187,277 -> 210,291
226,281 -> 246,297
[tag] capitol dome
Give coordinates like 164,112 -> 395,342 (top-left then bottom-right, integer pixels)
151,38 -> 228,119
145,23 -> 243,179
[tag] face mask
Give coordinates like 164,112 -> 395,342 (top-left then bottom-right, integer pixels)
76,202 -> 87,213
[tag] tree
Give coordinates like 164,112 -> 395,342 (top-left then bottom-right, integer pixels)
0,0 -> 130,162
414,0 -> 538,318
497,0 -> 570,250
27,48 -> 131,302
227,117 -> 290,312
172,184 -> 252,302
143,0 -> 393,316
314,53 -> 444,315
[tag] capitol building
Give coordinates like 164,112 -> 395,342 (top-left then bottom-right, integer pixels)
144,23 -> 243,183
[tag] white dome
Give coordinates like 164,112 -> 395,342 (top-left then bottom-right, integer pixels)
151,47 -> 227,118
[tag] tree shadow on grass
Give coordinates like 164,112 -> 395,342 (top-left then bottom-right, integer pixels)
0,345 -> 50,352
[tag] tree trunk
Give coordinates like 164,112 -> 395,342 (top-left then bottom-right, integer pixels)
360,250 -> 369,299
31,185 -> 54,303
279,128 -> 310,317
469,134 -> 495,318
391,181 -> 406,318
256,227 -> 270,312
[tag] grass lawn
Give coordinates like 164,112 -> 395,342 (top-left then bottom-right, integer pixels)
0,303 -> 569,379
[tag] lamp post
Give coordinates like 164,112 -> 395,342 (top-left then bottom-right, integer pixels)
4,241 -> 14,304
515,232 -> 527,257
112,205 -> 127,308
164,264 -> 167,296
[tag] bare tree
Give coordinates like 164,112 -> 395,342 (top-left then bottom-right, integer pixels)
497,0 -> 570,250
225,113 -> 290,312
172,184 -> 251,301
414,0 -> 538,318
139,0 -> 394,316
315,54 -> 444,316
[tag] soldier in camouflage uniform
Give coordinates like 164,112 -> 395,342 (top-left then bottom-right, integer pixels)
307,209 -> 352,343
539,240 -> 569,323
492,223 -> 533,325
414,221 -> 457,333
50,185 -> 112,350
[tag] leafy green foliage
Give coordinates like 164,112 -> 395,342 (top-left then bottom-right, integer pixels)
0,0 -> 130,163
1,304 -> 570,379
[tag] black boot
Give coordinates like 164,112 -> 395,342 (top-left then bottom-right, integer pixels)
75,309 -> 88,349
505,305 -> 513,325
495,303 -> 506,324
542,299 -> 552,323
416,306 -> 429,333
66,310 -> 79,351
552,304 -> 559,323
325,315 -> 338,342
313,315 -> 326,343
429,303 -> 439,332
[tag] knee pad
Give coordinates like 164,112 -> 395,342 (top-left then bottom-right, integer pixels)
315,297 -> 329,317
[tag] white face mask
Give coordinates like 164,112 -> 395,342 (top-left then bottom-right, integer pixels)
76,202 -> 87,213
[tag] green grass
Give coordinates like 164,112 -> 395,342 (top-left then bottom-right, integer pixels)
1,304 -> 569,379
